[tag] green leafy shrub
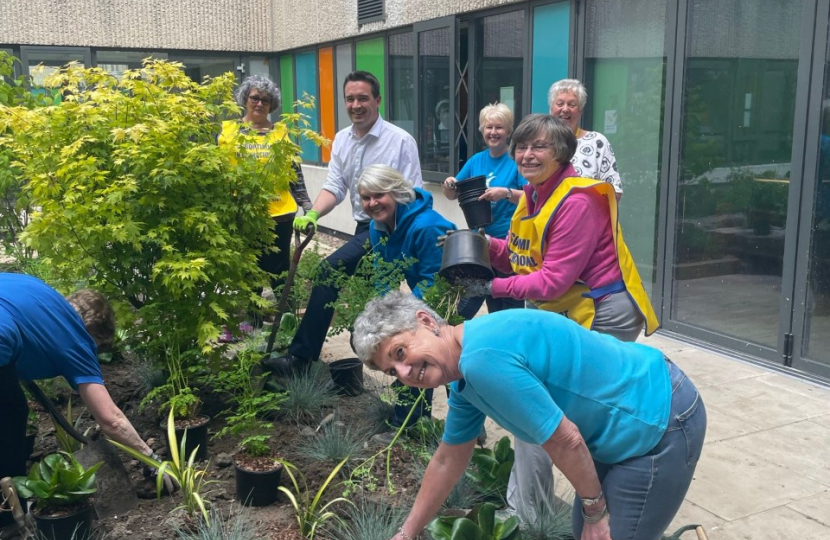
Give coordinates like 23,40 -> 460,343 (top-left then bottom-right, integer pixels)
467,436 -> 514,505
13,452 -> 102,510
428,502 -> 519,540
214,337 -> 286,457
1,59 -> 323,355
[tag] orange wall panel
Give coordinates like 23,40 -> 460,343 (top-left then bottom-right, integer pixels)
318,47 -> 336,163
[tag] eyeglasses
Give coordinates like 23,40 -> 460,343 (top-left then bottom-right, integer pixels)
515,143 -> 553,154
248,95 -> 271,105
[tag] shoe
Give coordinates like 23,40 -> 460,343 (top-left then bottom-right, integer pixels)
261,352 -> 309,377
371,430 -> 399,446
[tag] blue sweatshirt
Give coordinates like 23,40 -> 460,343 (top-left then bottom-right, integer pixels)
0,273 -> 103,388
369,188 -> 456,298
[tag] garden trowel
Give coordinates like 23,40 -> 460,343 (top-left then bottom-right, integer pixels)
24,381 -> 138,519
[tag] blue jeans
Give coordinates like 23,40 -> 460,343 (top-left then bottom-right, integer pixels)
572,360 -> 707,540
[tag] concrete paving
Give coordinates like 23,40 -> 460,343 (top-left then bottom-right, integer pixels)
319,327 -> 830,539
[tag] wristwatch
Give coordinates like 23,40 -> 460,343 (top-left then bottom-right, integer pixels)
504,188 -> 512,200
581,490 -> 604,507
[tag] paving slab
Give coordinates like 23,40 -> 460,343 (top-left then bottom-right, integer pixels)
711,505 -> 830,540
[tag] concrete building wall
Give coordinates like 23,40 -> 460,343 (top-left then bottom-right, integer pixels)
270,0 -> 524,50
0,0 -> 272,51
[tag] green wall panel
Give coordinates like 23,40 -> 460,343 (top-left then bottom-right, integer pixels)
355,37 -> 386,118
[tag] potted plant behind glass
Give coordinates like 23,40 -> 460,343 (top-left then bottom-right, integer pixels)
13,452 -> 102,540
214,341 -> 287,506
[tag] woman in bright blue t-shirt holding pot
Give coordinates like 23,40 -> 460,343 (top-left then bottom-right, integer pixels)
442,103 -> 526,315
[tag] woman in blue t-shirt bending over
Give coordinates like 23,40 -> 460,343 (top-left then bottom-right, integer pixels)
442,103 -> 525,316
352,291 -> 707,540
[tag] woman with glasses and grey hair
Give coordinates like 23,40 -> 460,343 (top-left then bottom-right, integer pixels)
548,78 -> 622,200
356,164 -> 457,442
455,114 -> 659,523
218,75 -> 311,335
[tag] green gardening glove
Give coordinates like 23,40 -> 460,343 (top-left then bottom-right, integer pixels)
293,209 -> 319,232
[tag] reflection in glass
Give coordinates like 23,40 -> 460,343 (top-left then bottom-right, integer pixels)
672,0 -> 803,348
388,32 -> 415,137
170,55 -> 236,83
583,0 -> 667,299
472,11 -> 525,155
95,50 -> 168,79
25,49 -> 87,86
418,27 -> 451,174
803,42 -> 830,367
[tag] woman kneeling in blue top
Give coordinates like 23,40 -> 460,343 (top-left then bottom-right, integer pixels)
352,291 -> 707,540
358,164 -> 457,440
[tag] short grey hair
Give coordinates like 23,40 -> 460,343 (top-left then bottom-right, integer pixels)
236,75 -> 282,113
478,103 -> 514,136
547,78 -> 588,111
353,291 -> 446,370
509,114 -> 577,163
357,165 -> 416,205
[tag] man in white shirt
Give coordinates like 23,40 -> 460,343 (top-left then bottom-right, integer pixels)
265,70 -> 422,374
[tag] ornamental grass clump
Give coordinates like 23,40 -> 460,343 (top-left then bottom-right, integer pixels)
298,418 -> 367,464
0,58 -> 324,355
280,362 -> 337,425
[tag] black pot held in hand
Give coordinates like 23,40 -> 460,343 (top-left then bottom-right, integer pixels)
455,175 -> 492,229
439,229 -> 494,284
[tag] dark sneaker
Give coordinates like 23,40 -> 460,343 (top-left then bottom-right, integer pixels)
261,352 -> 309,377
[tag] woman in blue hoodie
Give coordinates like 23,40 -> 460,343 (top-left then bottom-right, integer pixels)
357,164 -> 456,442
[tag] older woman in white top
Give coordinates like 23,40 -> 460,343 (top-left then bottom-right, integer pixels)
548,79 -> 622,201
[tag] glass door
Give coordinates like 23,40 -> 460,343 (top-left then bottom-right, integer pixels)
792,0 -> 830,381
667,0 -> 809,358
414,17 -> 456,182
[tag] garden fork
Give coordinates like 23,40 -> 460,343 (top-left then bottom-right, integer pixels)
663,524 -> 709,540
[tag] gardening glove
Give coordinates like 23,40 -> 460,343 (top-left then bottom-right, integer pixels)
457,278 -> 492,298
142,452 -> 177,495
435,230 -> 456,248
293,209 -> 319,233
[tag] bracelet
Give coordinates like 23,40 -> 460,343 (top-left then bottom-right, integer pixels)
504,188 -> 512,200
581,503 -> 609,524
398,527 -> 416,540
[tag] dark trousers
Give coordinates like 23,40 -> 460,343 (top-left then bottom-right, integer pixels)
0,367 -> 28,527
289,221 -> 371,362
258,217 -> 294,292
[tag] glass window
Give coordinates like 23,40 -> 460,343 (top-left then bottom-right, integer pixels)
473,10 -> 525,155
419,27 -> 451,174
671,0 -> 804,348
169,54 -> 237,83
95,50 -> 167,79
21,47 -> 90,86
335,43 -> 353,131
531,2 -> 569,113
802,34 -> 830,366
584,0 -> 667,299
295,51 -> 320,162
388,32 -> 415,136
356,37 -> 386,118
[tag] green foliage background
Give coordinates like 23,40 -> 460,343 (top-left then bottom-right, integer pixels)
0,59 -> 323,354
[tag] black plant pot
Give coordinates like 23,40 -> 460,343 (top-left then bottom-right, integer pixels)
33,503 -> 94,540
234,461 -> 283,507
455,175 -> 492,229
439,229 -> 494,284
330,358 -> 364,396
165,415 -> 210,461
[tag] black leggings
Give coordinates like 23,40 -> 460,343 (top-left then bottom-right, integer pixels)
0,367 -> 28,526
